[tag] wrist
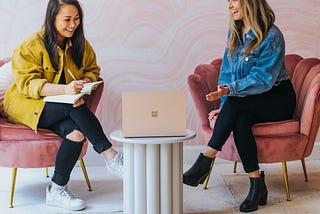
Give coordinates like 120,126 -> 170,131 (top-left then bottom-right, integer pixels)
63,84 -> 68,94
219,85 -> 229,95
224,86 -> 230,95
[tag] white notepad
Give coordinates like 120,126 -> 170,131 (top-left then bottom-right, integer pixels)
43,81 -> 103,104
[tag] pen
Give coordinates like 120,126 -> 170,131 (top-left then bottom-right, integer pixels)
67,69 -> 77,80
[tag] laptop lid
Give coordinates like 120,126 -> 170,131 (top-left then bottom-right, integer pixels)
122,91 -> 187,137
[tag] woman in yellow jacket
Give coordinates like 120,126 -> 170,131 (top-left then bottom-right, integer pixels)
4,0 -> 122,211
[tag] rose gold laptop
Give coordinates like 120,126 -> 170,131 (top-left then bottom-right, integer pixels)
122,91 -> 187,137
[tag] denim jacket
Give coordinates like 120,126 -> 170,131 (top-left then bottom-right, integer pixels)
218,24 -> 290,107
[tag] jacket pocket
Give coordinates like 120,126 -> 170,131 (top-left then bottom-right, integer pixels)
241,51 -> 259,77
42,64 -> 58,82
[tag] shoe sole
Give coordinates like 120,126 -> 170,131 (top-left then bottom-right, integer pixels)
183,174 -> 208,187
46,201 -> 86,211
183,180 -> 200,187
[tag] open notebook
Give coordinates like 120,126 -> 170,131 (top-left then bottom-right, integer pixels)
43,81 -> 103,104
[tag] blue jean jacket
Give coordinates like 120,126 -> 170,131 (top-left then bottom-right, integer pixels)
218,24 -> 290,107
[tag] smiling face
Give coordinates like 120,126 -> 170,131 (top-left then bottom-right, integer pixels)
54,4 -> 80,44
228,0 -> 243,21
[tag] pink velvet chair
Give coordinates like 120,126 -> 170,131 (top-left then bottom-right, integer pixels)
188,54 -> 320,201
0,58 -> 104,207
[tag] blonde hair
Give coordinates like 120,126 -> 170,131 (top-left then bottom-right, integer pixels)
228,0 -> 275,55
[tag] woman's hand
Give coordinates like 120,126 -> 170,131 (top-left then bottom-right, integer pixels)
206,85 -> 230,101
208,109 -> 220,121
82,77 -> 91,83
65,80 -> 85,94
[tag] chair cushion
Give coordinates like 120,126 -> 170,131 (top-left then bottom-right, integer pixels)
210,118 -> 299,136
0,139 -> 62,168
0,59 -> 14,117
252,119 -> 300,136
0,117 -> 89,168
0,117 -> 61,141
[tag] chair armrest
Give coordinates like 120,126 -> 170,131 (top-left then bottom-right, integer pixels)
299,66 -> 320,138
84,78 -> 104,114
188,64 -> 219,126
0,57 -> 11,67
284,54 -> 303,78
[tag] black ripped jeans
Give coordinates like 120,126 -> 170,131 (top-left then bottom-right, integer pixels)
38,103 -> 112,186
208,80 -> 296,173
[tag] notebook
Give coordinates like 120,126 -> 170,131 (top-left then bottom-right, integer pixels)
43,81 -> 103,104
121,91 -> 187,137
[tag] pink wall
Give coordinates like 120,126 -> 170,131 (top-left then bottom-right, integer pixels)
0,0 -> 319,146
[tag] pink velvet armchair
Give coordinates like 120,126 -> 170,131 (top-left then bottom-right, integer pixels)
0,58 -> 104,207
188,54 -> 320,201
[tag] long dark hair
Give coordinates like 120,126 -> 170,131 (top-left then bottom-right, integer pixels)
43,0 -> 85,71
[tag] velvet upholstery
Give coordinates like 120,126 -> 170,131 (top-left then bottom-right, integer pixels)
0,59 -> 104,168
188,54 -> 320,164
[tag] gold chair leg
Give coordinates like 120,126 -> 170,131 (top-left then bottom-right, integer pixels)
45,167 -> 49,178
300,158 -> 308,182
10,168 -> 17,208
79,158 -> 92,191
233,161 -> 237,173
282,162 -> 291,201
203,157 -> 216,190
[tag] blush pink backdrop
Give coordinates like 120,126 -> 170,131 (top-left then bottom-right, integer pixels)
0,0 -> 319,150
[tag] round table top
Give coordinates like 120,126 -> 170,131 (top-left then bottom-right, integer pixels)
110,129 -> 196,145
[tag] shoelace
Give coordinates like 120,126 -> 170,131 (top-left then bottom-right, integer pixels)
56,186 -> 75,200
115,153 -> 123,165
109,152 -> 119,162
105,153 -> 123,177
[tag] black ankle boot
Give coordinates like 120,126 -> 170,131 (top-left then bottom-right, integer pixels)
183,153 -> 213,187
239,171 -> 268,213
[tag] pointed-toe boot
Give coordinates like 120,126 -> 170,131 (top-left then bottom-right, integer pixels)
183,153 -> 213,187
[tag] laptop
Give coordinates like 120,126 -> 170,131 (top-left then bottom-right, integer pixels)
121,91 -> 187,137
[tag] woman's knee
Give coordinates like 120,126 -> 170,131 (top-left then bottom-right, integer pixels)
66,130 -> 85,142
233,113 -> 256,139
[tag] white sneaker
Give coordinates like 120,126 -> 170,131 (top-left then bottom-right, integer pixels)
46,185 -> 86,211
105,152 -> 123,178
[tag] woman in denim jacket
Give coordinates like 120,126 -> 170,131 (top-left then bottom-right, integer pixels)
183,0 -> 296,212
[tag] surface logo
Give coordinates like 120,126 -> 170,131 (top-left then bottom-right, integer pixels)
151,111 -> 158,117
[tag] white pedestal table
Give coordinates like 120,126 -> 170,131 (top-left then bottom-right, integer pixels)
110,129 -> 196,214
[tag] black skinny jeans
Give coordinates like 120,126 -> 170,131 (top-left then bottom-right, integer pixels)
208,80 -> 296,173
38,103 -> 112,186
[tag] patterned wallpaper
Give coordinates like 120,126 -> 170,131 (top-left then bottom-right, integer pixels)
0,0 -> 319,146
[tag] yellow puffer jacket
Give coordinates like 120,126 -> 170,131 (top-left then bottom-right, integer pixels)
4,30 -> 100,131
